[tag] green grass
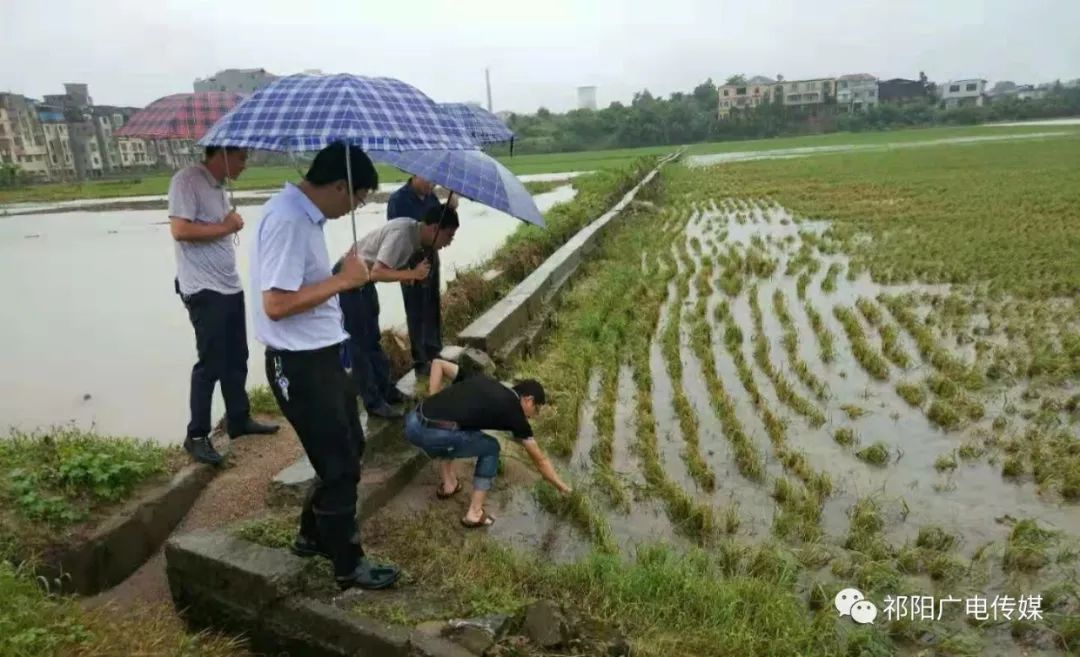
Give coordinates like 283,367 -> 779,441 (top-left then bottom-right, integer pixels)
681,123 -> 1080,158
247,385 -> 282,417
7,123 -> 1075,205
856,442 -> 891,466
682,134 -> 1080,298
803,303 -> 835,364
0,560 -> 245,657
1003,519 -> 1058,572
0,427 -> 179,557
442,158 -> 657,337
834,305 -> 890,381
0,149 -> 647,204
238,509 -> 881,657
833,427 -> 858,447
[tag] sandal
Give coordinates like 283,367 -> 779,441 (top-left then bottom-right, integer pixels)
460,511 -> 496,529
436,481 -> 463,499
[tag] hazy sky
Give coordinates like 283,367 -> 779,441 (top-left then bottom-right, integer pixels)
2,0 -> 1078,113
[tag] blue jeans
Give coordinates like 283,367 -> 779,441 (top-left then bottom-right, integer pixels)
404,409 -> 500,491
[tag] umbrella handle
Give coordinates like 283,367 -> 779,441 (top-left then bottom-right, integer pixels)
428,190 -> 454,262
223,154 -> 240,246
345,146 -> 357,246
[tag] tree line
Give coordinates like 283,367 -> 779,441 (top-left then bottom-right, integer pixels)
499,79 -> 1080,155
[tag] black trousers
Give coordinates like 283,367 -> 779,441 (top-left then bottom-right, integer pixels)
179,285 -> 251,438
338,282 -> 392,410
401,251 -> 443,371
265,344 -> 365,577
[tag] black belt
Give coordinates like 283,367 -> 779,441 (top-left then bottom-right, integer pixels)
266,342 -> 343,357
416,403 -> 459,431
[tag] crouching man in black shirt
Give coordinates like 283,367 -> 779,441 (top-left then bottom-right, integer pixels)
405,370 -> 572,527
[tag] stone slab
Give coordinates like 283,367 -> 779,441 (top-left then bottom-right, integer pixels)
166,528 -> 480,657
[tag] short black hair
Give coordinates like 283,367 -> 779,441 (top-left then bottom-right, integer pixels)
513,379 -> 546,405
422,204 -> 459,230
204,145 -> 245,159
304,141 -> 379,192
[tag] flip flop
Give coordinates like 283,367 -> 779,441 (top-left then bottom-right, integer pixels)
460,511 -> 495,529
436,481 -> 463,499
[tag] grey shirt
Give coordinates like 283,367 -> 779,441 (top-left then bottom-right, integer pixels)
356,217 -> 423,270
168,164 -> 242,296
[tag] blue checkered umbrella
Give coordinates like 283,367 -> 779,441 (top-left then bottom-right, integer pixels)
197,73 -> 478,243
439,103 -> 514,147
197,73 -> 477,151
371,149 -> 545,228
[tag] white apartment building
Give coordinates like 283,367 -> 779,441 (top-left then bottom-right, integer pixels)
836,74 -> 879,112
773,78 -> 837,108
940,79 -> 987,108
717,76 -> 775,118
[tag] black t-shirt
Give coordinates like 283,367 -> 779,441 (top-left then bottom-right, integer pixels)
420,374 -> 533,440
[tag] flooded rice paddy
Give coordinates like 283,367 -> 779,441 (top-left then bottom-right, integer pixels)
0,184 -> 576,443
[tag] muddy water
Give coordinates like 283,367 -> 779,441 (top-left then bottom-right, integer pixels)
692,206 -> 1080,550
650,271 -> 693,486
532,198 -> 1080,555
682,217 -> 780,537
0,185 -> 576,443
686,131 -> 1072,167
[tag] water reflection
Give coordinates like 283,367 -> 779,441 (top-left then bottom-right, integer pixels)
0,185 -> 576,443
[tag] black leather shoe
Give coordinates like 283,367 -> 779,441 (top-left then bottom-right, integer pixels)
367,402 -> 403,419
336,560 -> 401,591
229,418 -> 280,439
290,535 -> 331,560
183,436 -> 223,466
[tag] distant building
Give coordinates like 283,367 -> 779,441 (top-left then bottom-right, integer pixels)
717,76 -> 775,119
577,86 -> 597,111
44,83 -> 107,179
772,77 -> 836,108
835,73 -> 878,112
0,94 -> 51,180
989,82 -> 1049,103
36,104 -> 76,180
194,68 -> 277,95
988,80 -> 1018,98
66,116 -> 104,180
940,78 -> 987,108
878,77 -> 933,105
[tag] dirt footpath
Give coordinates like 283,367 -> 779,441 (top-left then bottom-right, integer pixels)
84,416 -> 302,611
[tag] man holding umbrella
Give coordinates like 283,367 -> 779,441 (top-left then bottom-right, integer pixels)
387,176 -> 458,377
169,145 -> 279,465
252,142 -> 399,591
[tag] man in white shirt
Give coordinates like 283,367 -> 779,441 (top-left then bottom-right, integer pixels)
251,141 -> 399,591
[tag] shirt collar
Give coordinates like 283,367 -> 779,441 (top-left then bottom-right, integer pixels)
196,163 -> 223,189
283,182 -> 326,225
